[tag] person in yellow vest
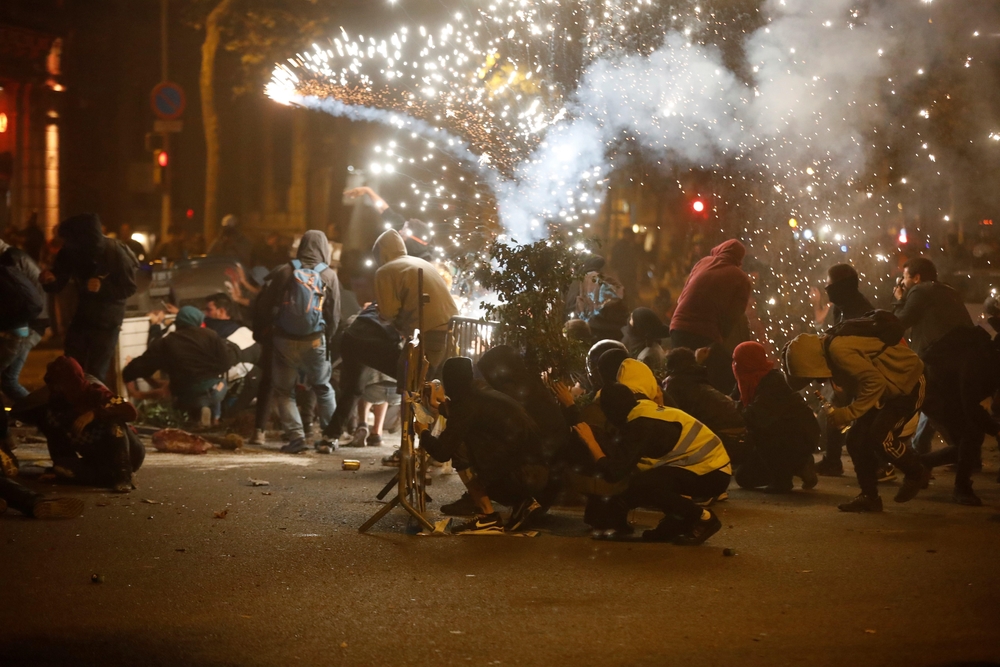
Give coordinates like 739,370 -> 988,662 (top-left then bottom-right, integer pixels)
573,382 -> 732,544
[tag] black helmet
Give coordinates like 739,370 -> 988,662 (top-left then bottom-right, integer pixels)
586,339 -> 627,389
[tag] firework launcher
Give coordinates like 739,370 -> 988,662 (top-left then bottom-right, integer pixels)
359,269 -> 435,534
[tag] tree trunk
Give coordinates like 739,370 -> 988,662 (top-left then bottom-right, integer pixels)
199,0 -> 235,245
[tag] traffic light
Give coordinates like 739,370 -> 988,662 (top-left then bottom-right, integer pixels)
692,199 -> 705,213
155,149 -> 168,168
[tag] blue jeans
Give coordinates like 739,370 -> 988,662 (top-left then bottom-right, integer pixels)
176,377 -> 229,422
1,330 -> 41,402
272,336 -> 336,442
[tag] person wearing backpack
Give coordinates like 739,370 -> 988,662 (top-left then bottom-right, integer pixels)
782,320 -> 930,513
40,213 -> 138,381
0,236 -> 47,403
253,231 -> 341,454
892,256 -> 986,506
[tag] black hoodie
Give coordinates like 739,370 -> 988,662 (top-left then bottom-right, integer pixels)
45,213 -> 138,329
825,276 -> 873,325
253,230 -> 341,344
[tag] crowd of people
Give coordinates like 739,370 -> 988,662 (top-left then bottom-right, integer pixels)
1,196 -> 997,544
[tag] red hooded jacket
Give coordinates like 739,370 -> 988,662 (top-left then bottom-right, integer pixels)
669,240 -> 752,343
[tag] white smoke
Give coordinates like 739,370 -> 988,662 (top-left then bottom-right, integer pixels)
496,0 -> 897,240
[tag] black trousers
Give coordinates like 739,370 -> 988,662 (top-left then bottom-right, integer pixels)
846,379 -> 924,497
586,467 -> 731,530
327,327 -> 401,436
669,330 -> 735,395
64,325 -> 119,383
254,343 -> 274,431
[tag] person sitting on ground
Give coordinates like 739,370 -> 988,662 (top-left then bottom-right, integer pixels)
782,326 -> 929,513
616,358 -> 665,406
572,382 -> 731,544
24,356 -> 145,493
662,347 -> 747,464
123,306 -> 241,425
420,357 -> 549,534
621,307 -> 671,369
1,386 -> 85,519
731,341 -> 819,493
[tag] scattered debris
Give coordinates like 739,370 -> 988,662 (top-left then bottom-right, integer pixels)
864,629 -> 877,634
247,477 -> 270,487
175,548 -> 186,553
926,549 -> 937,554
141,499 -> 161,505
261,491 -> 272,496
204,433 -> 244,450
91,574 -> 104,584
213,509 -> 228,519
151,429 -> 212,454
722,548 -> 737,557
340,642 -> 348,649
342,460 -> 361,471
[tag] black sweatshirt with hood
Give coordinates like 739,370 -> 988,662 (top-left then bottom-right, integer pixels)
44,213 -> 138,330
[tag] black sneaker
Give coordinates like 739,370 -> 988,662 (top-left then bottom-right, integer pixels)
366,432 -> 383,447
953,489 -> 983,506
280,439 -> 309,454
894,466 -> 930,503
506,498 -> 542,532
838,493 -> 883,513
345,426 -> 368,448
441,492 -> 478,517
672,510 -> 722,546
815,457 -> 843,477
642,516 -> 685,542
452,512 -> 504,535
314,439 -> 336,454
32,497 -> 85,519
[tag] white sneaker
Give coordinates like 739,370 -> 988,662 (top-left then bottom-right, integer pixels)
249,429 -> 266,445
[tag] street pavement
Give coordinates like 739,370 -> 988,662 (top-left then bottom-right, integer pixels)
3,427 -> 1000,667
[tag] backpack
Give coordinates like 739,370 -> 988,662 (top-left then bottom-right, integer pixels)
822,310 -> 905,357
0,261 -> 43,330
276,259 -> 328,336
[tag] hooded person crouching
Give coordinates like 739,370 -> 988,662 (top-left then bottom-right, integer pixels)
33,356 -> 144,493
782,330 -> 929,512
572,381 -> 731,544
123,306 -> 241,425
420,357 -> 549,534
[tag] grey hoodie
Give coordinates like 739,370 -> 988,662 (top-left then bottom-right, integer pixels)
252,230 -> 341,342
372,229 -> 457,335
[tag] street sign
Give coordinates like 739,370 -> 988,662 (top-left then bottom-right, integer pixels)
153,119 -> 183,133
151,81 -> 186,120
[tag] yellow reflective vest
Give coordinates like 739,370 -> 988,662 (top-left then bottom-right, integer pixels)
628,399 -> 732,476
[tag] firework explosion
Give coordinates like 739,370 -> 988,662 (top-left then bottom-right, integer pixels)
268,0 -> 999,347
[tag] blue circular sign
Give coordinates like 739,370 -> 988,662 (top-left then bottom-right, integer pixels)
151,82 -> 186,120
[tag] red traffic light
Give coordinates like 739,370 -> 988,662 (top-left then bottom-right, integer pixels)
155,150 -> 169,168
692,199 -> 705,213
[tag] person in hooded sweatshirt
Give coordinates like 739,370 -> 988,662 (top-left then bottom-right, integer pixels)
0,233 -> 48,401
420,357 -> 548,534
123,306 -> 241,424
816,263 -> 875,476
323,227 -> 457,442
731,341 -> 819,493
41,213 -> 139,380
669,239 -> 752,394
252,231 -> 341,453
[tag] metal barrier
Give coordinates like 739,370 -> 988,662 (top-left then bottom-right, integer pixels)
445,316 -> 501,364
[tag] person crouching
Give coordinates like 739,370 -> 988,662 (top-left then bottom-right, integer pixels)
573,383 -> 731,544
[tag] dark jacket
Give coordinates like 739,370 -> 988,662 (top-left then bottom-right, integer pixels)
669,239 -> 752,343
44,214 -> 138,330
0,239 -> 48,333
597,417 -> 683,483
122,326 -> 239,397
892,281 -> 973,357
742,370 -> 819,463
421,385 -> 545,495
825,276 -> 873,325
253,230 -> 341,345
662,365 -> 745,435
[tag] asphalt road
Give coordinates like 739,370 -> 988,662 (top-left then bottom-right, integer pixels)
3,430 -> 1000,667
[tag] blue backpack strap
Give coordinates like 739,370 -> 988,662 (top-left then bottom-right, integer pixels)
315,262 -> 328,273
290,259 -> 302,270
